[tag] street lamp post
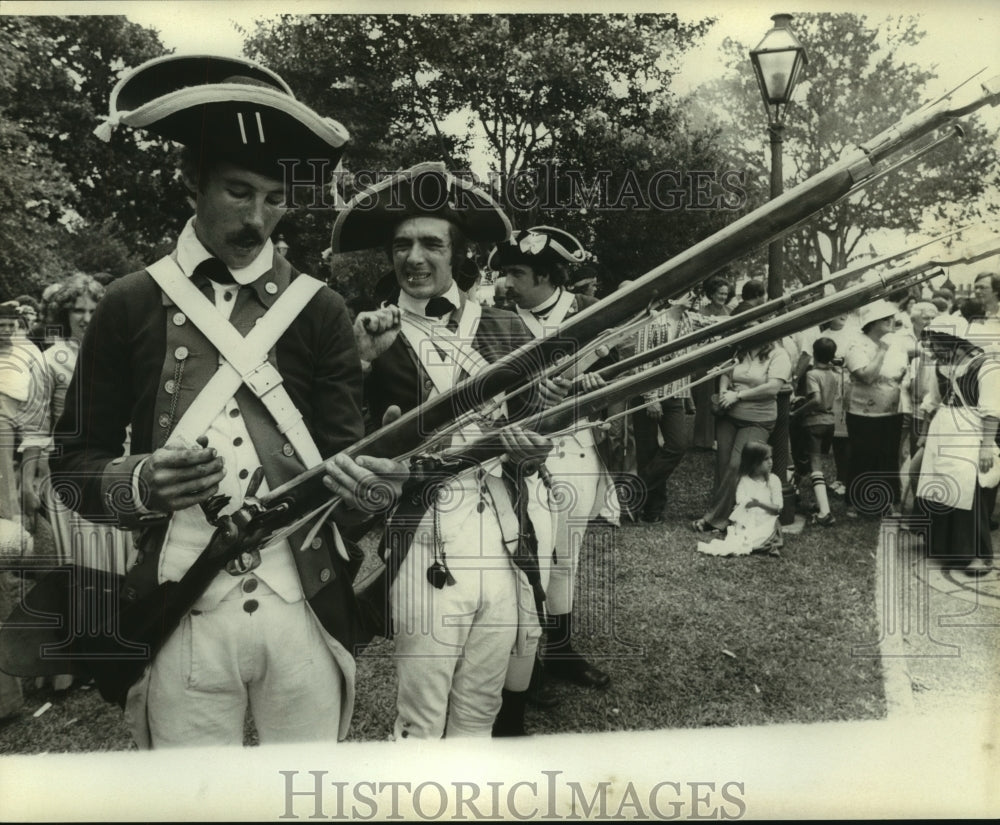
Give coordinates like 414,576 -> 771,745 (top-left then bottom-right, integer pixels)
750,12 -> 808,300
750,14 -> 807,526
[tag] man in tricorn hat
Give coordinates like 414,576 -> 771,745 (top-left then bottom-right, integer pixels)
568,266 -> 599,299
332,162 -> 562,739
50,55 -> 405,748
490,226 -> 618,693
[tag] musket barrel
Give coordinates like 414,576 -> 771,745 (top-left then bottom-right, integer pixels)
598,228 -> 975,382
430,262 -> 946,473
263,84 -> 1000,504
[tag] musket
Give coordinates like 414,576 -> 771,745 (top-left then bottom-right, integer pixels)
599,227 -> 985,382
517,226 -> 966,388
305,72 -> 1000,468
391,225 -> 968,449
407,235 -> 1000,471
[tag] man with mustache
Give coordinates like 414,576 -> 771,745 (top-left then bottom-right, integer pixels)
50,55 -> 405,748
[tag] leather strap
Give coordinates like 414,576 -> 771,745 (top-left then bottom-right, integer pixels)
146,256 -> 324,467
516,288 -> 576,338
396,301 -> 487,398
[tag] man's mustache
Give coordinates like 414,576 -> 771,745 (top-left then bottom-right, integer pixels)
228,229 -> 265,247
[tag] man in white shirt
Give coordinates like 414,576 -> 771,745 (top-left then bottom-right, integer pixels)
335,163 -> 557,739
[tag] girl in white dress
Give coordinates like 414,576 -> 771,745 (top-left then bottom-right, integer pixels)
697,441 -> 784,557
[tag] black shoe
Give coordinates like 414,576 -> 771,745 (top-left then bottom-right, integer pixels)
527,681 -> 559,709
545,656 -> 611,690
526,661 -> 560,709
492,689 -> 528,737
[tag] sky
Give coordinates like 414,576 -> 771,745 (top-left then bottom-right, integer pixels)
17,0 -> 995,99
5,0 -> 1000,283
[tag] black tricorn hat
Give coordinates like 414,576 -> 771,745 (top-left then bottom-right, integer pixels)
94,54 -> 349,179
330,161 -> 512,253
487,225 -> 589,271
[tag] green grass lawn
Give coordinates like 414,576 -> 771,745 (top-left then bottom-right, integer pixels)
0,444 -> 886,753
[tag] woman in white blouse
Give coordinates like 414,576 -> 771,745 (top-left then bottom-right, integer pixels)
42,274 -> 129,575
843,299 -> 909,518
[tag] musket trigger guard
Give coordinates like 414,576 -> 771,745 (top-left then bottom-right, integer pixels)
226,548 -> 262,576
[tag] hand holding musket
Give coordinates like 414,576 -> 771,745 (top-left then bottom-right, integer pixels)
498,425 -> 554,475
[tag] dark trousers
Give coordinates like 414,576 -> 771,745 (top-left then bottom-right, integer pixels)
632,397 -> 688,518
790,417 -> 810,478
846,413 -> 902,514
691,376 -> 717,449
832,437 -> 850,484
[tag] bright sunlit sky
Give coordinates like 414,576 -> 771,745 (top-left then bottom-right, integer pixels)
18,0 -> 995,100
5,0 -> 1000,282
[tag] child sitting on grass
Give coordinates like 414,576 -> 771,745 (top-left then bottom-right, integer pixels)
697,441 -> 783,557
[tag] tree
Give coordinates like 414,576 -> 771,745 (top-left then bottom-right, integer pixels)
696,13 -> 1000,284
531,107 -> 744,288
0,17 -> 75,296
242,13 -> 728,296
1,16 -> 179,297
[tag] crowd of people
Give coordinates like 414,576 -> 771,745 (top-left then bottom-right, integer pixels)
570,273 -> 998,575
0,52 -> 997,750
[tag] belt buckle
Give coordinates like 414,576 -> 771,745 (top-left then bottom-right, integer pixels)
243,361 -> 282,397
226,548 -> 261,575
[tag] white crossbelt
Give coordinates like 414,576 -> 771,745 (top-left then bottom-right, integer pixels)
397,301 -> 487,398
397,300 -> 509,456
146,256 -> 323,467
146,256 -> 352,563
515,288 -> 576,338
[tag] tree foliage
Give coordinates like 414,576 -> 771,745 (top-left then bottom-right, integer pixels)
699,13 -> 1000,284
242,13 -> 735,298
0,16 -> 175,298
0,18 -> 74,296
